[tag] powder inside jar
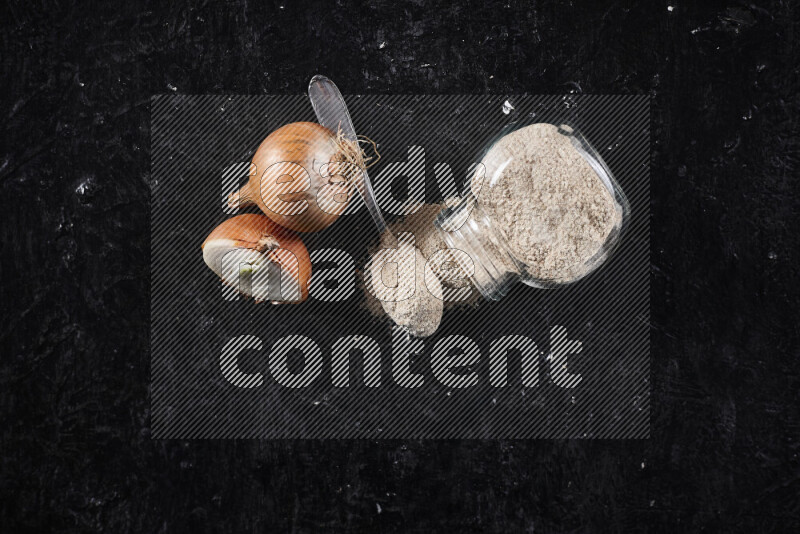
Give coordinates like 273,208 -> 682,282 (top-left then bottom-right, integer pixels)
471,123 -> 622,282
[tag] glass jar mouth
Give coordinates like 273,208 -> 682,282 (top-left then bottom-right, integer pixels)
435,200 -> 521,301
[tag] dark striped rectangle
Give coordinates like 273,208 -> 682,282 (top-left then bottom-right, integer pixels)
151,95 -> 650,438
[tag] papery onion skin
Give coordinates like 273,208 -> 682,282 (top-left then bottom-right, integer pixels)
202,214 -> 312,302
229,122 -> 355,233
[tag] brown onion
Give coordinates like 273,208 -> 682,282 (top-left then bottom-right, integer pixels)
202,214 -> 312,303
228,122 -> 363,233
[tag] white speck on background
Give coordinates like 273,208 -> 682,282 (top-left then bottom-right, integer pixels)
75,179 -> 92,196
502,100 -> 514,114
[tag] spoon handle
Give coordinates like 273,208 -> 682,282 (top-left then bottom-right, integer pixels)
308,75 -> 389,235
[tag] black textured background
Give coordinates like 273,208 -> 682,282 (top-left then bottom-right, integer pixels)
1,0 -> 798,532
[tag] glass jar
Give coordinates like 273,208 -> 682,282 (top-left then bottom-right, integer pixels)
434,121 -> 630,301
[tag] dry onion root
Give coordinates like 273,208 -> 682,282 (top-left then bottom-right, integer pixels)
201,214 -> 311,303
228,122 -> 372,233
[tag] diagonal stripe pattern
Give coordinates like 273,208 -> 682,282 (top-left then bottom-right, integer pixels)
151,95 -> 650,438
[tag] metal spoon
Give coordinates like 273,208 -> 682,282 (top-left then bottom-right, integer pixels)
307,75 -> 388,235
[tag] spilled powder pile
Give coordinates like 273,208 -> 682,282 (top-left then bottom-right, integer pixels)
365,243 -> 443,338
363,202 -> 478,337
472,123 -> 622,282
382,203 -> 476,301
